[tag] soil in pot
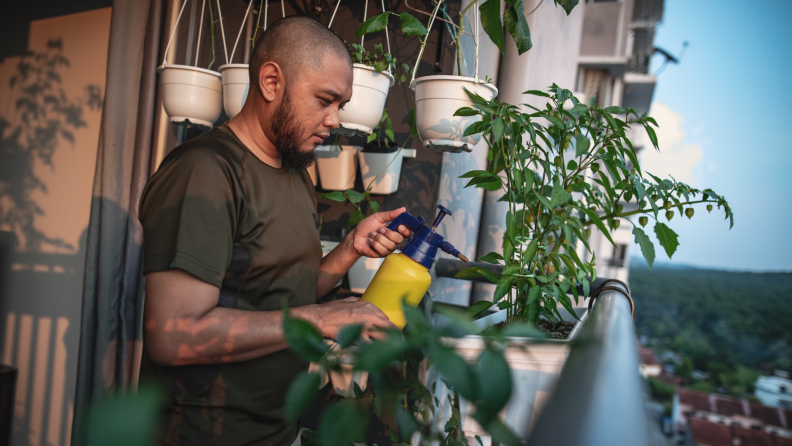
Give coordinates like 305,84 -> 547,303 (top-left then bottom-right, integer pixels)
493,319 -> 576,339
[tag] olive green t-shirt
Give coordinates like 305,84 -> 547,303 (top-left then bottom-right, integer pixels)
139,125 -> 321,446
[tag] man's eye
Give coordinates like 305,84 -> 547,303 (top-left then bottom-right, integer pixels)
321,98 -> 332,106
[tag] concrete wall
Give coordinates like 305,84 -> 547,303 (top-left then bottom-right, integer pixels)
0,7 -> 111,446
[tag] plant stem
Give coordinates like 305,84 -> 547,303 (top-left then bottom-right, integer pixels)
208,0 -> 216,70
250,0 -> 265,52
411,0 -> 445,83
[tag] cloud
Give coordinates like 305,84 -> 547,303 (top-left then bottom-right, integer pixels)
638,102 -> 703,185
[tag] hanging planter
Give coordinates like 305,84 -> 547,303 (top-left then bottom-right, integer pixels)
158,0 -> 228,128
336,65 -> 395,136
358,149 -> 403,194
411,76 -> 497,152
314,145 -> 360,191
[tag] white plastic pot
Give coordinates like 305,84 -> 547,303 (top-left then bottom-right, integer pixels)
348,256 -> 386,294
314,145 -> 359,190
218,64 -> 249,119
158,64 -> 223,127
335,64 -> 395,137
358,150 -> 403,195
431,306 -> 588,443
320,240 -> 343,288
410,75 -> 498,153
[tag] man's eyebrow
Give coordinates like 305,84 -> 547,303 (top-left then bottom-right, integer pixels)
319,89 -> 344,99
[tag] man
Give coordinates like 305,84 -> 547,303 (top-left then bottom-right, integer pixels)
139,16 -> 409,446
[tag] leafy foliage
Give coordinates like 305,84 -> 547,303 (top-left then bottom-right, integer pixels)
367,109 -> 396,147
454,85 -> 733,326
347,43 -> 412,84
283,302 -> 527,445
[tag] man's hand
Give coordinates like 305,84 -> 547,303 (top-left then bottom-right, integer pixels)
296,297 -> 397,341
350,207 -> 412,258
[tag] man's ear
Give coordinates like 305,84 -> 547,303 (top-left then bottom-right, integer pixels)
258,62 -> 283,103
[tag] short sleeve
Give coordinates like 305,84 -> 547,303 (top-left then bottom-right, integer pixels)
139,144 -> 241,287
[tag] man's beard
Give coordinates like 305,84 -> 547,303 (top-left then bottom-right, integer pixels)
271,88 -> 317,170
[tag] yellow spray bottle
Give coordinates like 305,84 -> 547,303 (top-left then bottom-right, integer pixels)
361,205 -> 468,329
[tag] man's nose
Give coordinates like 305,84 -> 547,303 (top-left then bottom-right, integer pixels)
324,107 -> 340,129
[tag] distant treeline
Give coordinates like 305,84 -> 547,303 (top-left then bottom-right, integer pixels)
629,264 -> 792,395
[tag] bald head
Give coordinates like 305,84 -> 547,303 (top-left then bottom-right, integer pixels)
249,16 -> 352,91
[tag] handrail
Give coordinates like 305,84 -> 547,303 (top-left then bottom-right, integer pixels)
525,280 -> 649,446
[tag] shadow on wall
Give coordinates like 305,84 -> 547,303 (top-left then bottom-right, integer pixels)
0,38 -> 102,252
0,37 -> 106,446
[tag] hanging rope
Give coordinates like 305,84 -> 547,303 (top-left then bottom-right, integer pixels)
328,0 -> 342,28
194,0 -> 207,66
216,0 -> 229,65
162,0 -> 191,66
230,0 -> 254,62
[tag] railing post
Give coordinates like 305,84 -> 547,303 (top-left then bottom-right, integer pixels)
525,280 -> 649,446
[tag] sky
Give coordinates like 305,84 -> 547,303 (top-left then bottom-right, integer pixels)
630,0 -> 792,272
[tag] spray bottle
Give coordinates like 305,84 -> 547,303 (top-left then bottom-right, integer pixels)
361,205 -> 468,329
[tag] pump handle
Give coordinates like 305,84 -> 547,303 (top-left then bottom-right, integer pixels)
387,212 -> 426,232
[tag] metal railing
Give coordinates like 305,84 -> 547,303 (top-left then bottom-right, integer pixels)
435,263 -> 648,445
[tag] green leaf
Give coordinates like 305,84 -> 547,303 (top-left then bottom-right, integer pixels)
396,406 -> 420,440
337,324 -> 363,349
632,226 -> 655,269
479,0 -> 504,52
463,120 -> 489,137
369,199 -> 379,214
435,306 -> 479,337
493,276 -> 516,302
344,190 -> 365,204
523,89 -> 550,97
522,238 -> 539,263
348,208 -> 365,227
549,184 -> 572,208
478,252 -> 504,264
399,12 -> 427,36
575,134 -> 590,157
354,337 -> 407,371
492,118 -> 505,141
544,114 -> 564,128
501,323 -> 545,338
356,12 -> 390,38
408,109 -> 418,138
533,190 -> 553,210
482,418 -> 522,446
644,124 -> 659,149
454,106 -> 480,117
654,222 -> 679,258
524,167 -> 536,189
285,372 -> 321,423
283,310 -> 328,362
317,402 -> 368,446
579,207 -> 617,247
466,300 -> 495,319
553,284 -> 579,321
454,267 -> 500,284
434,347 -> 476,401
459,169 -> 497,179
320,191 -> 347,202
603,106 -> 625,114
476,348 -> 512,418
503,1 -> 532,55
570,103 -> 588,115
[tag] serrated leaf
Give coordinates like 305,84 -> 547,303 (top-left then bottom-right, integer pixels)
454,267 -> 500,284
356,12 -> 390,38
399,12 -> 427,36
654,222 -> 679,258
575,134 -> 590,157
479,0 -> 504,53
632,226 -> 655,269
285,372 -> 321,423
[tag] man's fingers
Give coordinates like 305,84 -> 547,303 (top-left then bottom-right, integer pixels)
378,227 -> 405,244
370,231 -> 396,251
373,207 -> 406,224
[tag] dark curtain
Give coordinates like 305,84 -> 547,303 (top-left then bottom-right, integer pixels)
71,0 -> 165,444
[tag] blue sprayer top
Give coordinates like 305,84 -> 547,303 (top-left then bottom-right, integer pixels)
386,205 -> 469,269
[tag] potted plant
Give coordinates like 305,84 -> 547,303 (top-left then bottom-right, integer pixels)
437,84 -> 734,439
358,109 -> 404,195
314,139 -> 360,191
159,0 -> 223,128
332,6 -> 427,136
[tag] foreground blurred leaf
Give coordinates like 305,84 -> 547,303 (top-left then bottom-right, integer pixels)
285,372 -> 321,423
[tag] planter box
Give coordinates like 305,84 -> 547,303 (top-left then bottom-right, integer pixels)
430,306 -> 588,442
315,145 -> 359,190
218,63 -> 249,119
410,76 -> 497,153
335,64 -> 395,137
358,150 -> 403,195
158,64 -> 222,128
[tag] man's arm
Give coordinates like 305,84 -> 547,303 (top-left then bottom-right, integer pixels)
316,208 -> 411,298
144,269 -> 396,366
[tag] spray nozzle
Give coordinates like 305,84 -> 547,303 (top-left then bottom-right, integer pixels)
385,206 -> 468,268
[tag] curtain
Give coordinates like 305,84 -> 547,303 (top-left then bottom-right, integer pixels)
71,0 -> 165,444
